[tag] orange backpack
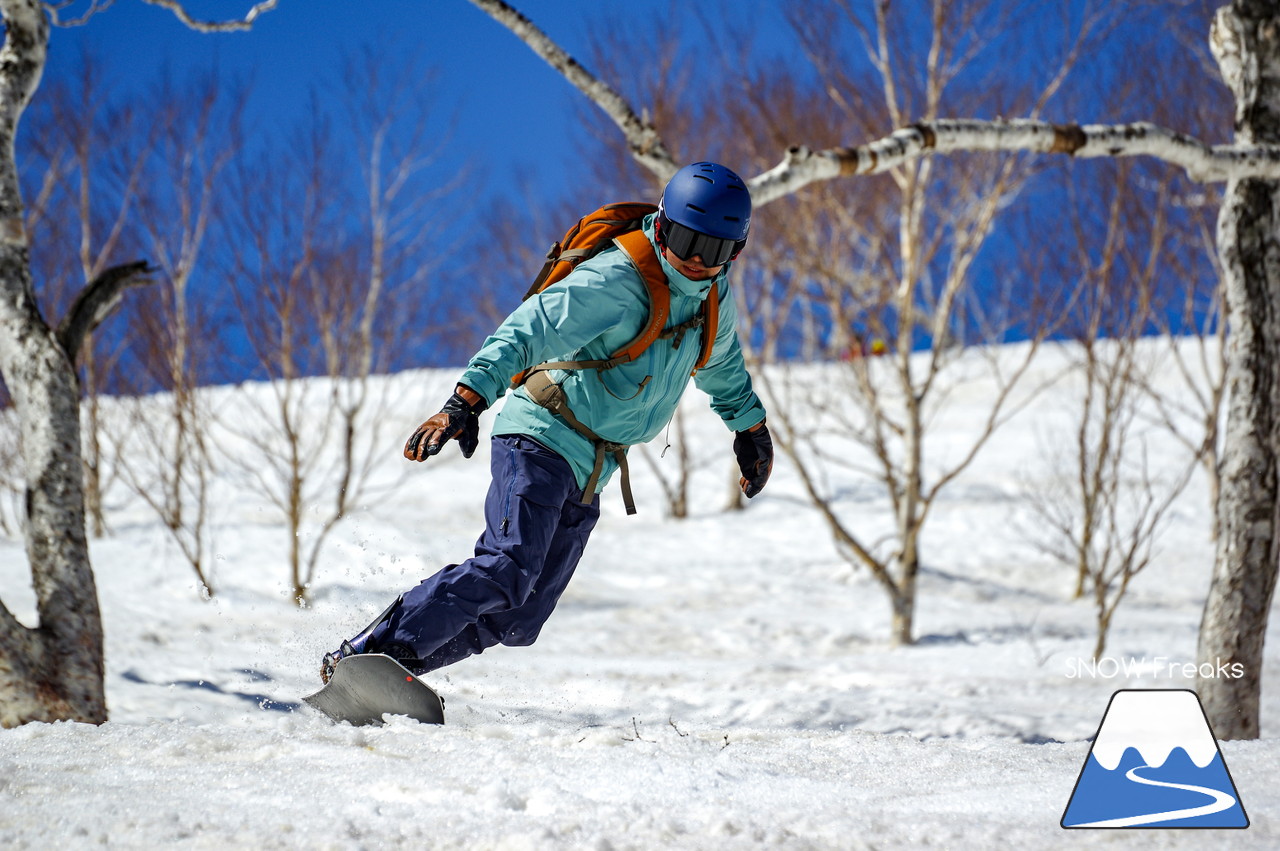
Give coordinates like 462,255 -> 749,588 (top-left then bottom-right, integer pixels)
511,202 -> 719,388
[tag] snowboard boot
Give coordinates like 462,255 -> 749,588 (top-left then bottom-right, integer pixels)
320,640 -> 359,684
320,638 -> 429,683
320,596 -> 402,684
319,596 -> 433,683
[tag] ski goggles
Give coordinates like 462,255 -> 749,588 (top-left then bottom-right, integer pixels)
657,215 -> 747,268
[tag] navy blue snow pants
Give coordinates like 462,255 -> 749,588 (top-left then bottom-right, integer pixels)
367,434 -> 600,673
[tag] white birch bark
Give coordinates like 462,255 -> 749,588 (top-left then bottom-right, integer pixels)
1195,2 -> 1280,741
0,0 -> 107,726
465,0 -> 677,181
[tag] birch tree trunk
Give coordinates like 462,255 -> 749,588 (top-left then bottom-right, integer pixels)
0,1 -> 159,726
0,0 -> 105,726
1196,1 -> 1280,740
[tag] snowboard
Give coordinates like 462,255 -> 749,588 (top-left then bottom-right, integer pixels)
303,653 -> 445,726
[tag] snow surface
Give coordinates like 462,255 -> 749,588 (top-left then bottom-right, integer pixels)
1,340 -> 1278,849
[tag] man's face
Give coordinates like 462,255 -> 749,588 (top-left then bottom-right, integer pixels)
661,246 -> 725,281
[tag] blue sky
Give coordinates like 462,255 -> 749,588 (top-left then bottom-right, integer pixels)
44,1 -> 789,206
48,1 -> 583,195
40,1 -> 1225,217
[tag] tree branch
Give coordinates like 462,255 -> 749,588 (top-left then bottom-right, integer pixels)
45,0 -> 112,27
750,119 -> 1279,205
56,260 -> 153,361
138,0 -> 278,32
465,0 -> 678,182
468,4 -> 1279,202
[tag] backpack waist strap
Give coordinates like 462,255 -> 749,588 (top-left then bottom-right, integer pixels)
522,371 -> 637,516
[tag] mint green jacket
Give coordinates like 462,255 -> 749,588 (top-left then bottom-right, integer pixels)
458,215 -> 766,493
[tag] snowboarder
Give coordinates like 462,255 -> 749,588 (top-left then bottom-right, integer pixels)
320,162 -> 773,682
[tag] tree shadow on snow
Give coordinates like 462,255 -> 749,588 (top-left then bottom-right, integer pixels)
120,668 -> 302,712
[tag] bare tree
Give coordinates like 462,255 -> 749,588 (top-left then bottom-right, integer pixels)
222,106 -> 341,605
1033,337 -> 1198,659
1026,159 -> 1202,654
223,56 -> 457,605
103,71 -> 243,598
0,0 -> 274,727
317,50 -> 461,559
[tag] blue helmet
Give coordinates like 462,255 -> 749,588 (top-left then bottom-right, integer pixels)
657,162 -> 751,267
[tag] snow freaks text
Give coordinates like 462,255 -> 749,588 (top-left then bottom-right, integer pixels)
1064,657 -> 1246,680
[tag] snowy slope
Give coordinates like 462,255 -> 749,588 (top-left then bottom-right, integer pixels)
0,341 -> 1277,849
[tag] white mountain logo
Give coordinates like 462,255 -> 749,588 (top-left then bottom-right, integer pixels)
1061,689 -> 1249,829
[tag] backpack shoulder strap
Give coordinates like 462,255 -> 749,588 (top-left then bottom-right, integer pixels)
692,279 -> 720,375
609,229 -> 670,366
614,228 -> 721,377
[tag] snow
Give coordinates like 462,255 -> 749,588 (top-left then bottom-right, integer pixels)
1,340 -> 1278,849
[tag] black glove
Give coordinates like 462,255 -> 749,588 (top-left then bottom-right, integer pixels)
733,421 -> 773,498
404,386 -> 488,461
